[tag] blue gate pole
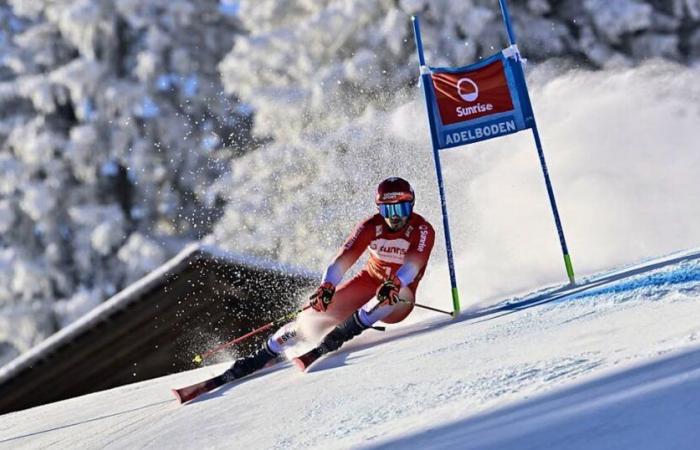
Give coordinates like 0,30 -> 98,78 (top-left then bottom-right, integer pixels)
499,0 -> 576,284
412,16 -> 461,315
530,124 -> 576,283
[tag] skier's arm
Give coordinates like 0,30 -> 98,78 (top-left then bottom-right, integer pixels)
322,219 -> 373,286
396,224 -> 435,287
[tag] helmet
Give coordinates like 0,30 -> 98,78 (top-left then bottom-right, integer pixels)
375,177 -> 414,218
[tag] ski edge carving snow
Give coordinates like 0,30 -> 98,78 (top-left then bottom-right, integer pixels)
292,347 -> 325,372
172,376 -> 225,404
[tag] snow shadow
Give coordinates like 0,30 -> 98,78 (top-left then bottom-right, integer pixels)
460,249 -> 700,324
0,399 -> 172,444
366,344 -> 700,450
302,318 -> 454,374
184,362 -> 291,404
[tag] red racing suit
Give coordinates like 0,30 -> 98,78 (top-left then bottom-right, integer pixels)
320,212 -> 435,324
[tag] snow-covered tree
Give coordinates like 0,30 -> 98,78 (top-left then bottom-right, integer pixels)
3,0 -> 700,363
0,0 -> 247,357
209,0 -> 700,268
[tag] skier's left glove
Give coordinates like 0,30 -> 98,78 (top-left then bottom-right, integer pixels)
376,276 -> 401,305
309,282 -> 335,312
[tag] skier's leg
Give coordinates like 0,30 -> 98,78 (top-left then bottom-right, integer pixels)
316,286 -> 415,353
284,271 -> 376,344
357,285 -> 415,326
262,272 -> 377,356
295,286 -> 421,369
266,321 -> 299,354
222,340 -> 279,381
293,272 -> 379,354
222,321 -> 299,381
380,277 -> 424,323
324,271 -> 380,322
317,310 -> 369,353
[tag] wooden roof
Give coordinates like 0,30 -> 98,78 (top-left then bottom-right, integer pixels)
0,244 -> 316,414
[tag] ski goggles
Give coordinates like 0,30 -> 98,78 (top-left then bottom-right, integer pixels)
378,201 -> 413,218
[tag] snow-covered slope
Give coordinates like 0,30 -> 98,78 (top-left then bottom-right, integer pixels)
2,250 -> 700,449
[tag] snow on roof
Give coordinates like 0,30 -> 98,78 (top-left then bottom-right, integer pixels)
0,243 -> 319,384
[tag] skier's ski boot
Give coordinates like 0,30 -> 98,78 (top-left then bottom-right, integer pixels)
292,312 -> 370,370
293,312 -> 375,370
222,342 -> 278,382
320,311 -> 369,353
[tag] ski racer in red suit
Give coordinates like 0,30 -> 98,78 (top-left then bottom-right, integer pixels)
222,177 -> 435,380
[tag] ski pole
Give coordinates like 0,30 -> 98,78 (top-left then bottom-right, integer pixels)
192,305 -> 311,364
414,302 -> 455,317
390,297 -> 455,317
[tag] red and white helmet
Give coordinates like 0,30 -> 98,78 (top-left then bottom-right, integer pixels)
375,177 -> 415,218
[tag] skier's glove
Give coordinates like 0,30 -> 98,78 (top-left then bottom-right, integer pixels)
309,282 -> 335,312
376,276 -> 401,305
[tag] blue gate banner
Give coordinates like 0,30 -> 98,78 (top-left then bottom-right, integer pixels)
425,47 -> 534,150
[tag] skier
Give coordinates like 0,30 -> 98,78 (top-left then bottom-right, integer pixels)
223,177 -> 436,379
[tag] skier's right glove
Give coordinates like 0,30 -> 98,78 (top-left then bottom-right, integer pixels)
309,282 -> 335,312
376,276 -> 401,305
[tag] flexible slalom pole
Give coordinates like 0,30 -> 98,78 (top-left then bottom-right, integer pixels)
412,16 -> 462,316
192,305 -> 311,364
530,124 -> 576,284
498,0 -> 518,47
498,0 -> 576,284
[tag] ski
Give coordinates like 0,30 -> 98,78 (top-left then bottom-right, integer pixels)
172,374 -> 226,404
292,345 -> 329,371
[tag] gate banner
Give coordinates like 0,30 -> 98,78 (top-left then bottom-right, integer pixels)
426,47 -> 534,150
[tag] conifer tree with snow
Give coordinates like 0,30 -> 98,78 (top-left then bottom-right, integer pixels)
209,0 -> 700,267
0,0 -> 247,361
2,0 -> 700,366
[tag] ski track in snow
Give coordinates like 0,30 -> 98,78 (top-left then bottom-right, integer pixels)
1,250 -> 700,449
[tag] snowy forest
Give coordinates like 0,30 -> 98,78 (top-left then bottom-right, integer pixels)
2,0 -> 700,365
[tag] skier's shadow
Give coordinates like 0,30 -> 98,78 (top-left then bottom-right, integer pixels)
304,352 -> 353,373
186,363 -> 290,404
302,319 -> 448,374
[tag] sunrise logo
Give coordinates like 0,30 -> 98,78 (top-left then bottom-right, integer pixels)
457,77 -> 479,102
455,76 -> 494,117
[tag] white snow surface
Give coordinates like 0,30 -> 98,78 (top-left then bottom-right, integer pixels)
2,249 -> 700,449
